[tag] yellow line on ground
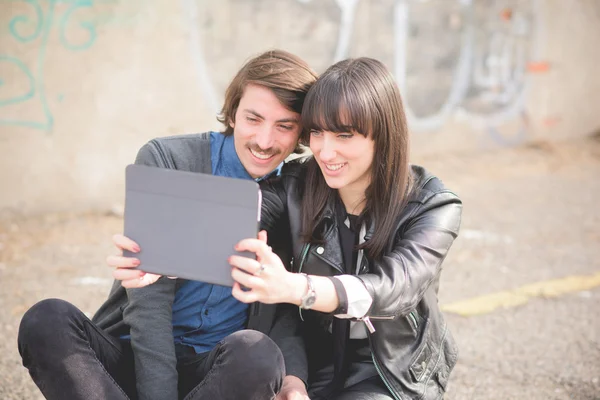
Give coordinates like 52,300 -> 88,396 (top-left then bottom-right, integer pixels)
441,272 -> 600,317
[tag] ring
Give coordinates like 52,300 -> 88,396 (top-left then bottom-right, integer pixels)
255,264 -> 267,276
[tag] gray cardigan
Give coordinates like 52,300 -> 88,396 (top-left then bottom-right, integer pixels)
92,133 -> 300,400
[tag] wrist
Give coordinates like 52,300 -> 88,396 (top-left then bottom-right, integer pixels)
298,273 -> 317,310
288,273 -> 308,306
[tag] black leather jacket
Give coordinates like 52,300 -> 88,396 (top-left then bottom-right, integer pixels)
260,160 -> 462,400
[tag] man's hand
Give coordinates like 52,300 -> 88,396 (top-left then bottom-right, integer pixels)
277,375 -> 310,400
106,233 -> 164,288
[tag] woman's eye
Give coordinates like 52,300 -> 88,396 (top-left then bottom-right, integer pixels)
310,130 -> 322,137
339,134 -> 354,139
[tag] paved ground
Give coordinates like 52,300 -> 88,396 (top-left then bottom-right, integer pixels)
1,135 -> 598,400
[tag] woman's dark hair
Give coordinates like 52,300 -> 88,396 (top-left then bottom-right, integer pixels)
300,57 -> 413,260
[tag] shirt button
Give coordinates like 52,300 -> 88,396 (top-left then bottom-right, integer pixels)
316,246 -> 324,255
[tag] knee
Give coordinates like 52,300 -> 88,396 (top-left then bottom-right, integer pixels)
18,299 -> 78,352
221,330 -> 285,380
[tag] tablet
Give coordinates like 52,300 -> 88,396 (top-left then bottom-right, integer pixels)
123,164 -> 261,286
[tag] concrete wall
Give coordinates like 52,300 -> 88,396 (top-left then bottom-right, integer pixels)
1,0 -> 599,215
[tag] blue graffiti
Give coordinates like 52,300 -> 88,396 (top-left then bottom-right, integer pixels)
0,0 -> 98,132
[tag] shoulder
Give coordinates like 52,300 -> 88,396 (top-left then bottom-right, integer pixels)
272,156 -> 313,192
259,156 -> 312,201
386,165 -> 462,242
280,156 -> 311,178
147,132 -> 213,152
407,164 -> 461,205
136,132 -> 214,172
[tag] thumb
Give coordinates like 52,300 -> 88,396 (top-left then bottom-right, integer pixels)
258,230 -> 268,243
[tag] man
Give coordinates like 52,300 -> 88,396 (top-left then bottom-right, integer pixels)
18,50 -> 317,400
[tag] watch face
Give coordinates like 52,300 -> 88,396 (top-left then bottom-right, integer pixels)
304,294 -> 316,308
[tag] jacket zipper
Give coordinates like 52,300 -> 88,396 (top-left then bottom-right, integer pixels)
360,316 -> 376,333
369,336 -> 403,400
297,243 -> 311,321
297,240 -> 401,398
297,243 -> 310,274
408,311 -> 419,331
363,313 -> 417,399
356,315 -> 396,333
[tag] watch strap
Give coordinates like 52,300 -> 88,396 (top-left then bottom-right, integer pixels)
299,273 -> 316,309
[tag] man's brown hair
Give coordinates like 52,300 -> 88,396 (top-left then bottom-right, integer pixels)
217,50 -> 318,136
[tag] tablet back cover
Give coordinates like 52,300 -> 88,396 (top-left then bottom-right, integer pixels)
123,164 -> 259,287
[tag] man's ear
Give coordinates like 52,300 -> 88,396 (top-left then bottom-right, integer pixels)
229,118 -> 235,129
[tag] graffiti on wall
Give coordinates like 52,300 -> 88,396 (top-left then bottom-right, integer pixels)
0,0 -> 120,132
394,0 -> 540,144
184,0 -> 541,145
2,0 -> 541,145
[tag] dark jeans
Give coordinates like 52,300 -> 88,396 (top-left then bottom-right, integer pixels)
18,299 -> 284,400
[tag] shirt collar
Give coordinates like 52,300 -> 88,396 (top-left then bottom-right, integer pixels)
255,163 -> 283,182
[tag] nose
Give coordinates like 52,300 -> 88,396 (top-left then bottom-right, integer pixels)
318,135 -> 337,161
255,126 -> 275,150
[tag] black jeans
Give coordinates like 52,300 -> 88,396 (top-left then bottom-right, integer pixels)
18,299 -> 284,400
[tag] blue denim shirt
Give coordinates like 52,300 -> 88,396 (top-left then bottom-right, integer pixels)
171,132 -> 281,353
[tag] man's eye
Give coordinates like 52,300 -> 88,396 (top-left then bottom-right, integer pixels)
279,125 -> 293,131
246,117 -> 258,123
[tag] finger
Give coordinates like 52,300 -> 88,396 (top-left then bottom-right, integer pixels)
231,267 -> 265,289
121,277 -> 147,289
106,255 -> 140,269
258,230 -> 268,243
121,273 -> 160,289
122,279 -> 148,289
112,233 -> 140,253
228,255 -> 261,275
138,273 -> 161,287
234,238 -> 272,260
112,268 -> 144,281
231,282 -> 259,303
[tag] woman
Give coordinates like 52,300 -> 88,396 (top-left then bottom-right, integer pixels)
228,58 -> 462,400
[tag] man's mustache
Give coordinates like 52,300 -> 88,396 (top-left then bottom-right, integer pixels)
247,143 -> 281,156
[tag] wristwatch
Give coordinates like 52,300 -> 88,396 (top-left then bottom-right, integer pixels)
299,273 -> 316,310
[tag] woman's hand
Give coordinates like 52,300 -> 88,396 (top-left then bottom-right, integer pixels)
106,233 -> 164,288
229,231 -> 306,305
